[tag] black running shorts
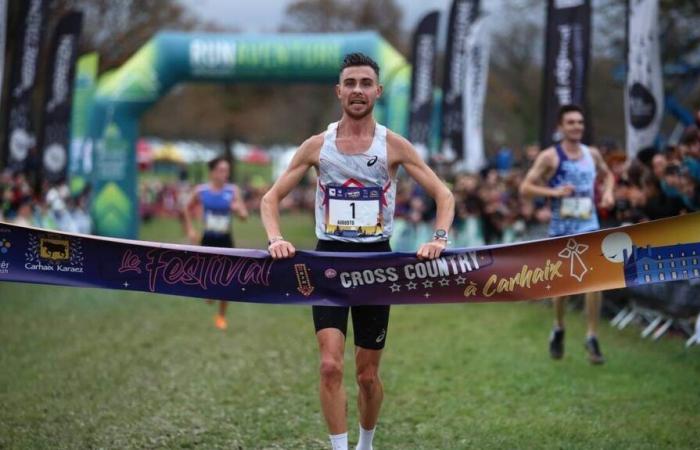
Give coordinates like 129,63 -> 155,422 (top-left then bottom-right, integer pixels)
201,233 -> 234,248
312,239 -> 391,350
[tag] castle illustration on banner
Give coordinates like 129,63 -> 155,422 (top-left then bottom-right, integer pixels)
623,243 -> 700,286
599,231 -> 700,286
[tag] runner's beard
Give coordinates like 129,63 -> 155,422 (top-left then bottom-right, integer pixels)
344,101 -> 374,120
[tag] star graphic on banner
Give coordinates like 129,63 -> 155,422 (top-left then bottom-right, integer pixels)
406,281 -> 417,290
241,287 -> 246,292
438,278 -> 450,287
390,283 -> 401,293
424,292 -> 431,299
455,276 -> 467,285
123,281 -> 129,288
422,280 -> 434,288
285,292 -> 290,297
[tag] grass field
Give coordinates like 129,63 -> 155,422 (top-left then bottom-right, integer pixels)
1,215 -> 699,449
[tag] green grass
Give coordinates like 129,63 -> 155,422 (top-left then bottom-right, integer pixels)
1,215 -> 699,449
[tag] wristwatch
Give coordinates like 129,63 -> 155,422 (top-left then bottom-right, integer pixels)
268,236 -> 285,245
433,229 -> 448,242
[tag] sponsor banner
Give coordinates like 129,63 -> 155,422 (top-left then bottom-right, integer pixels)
2,0 -> 48,172
408,11 -> 440,160
462,16 -> 490,173
625,0 -> 663,158
540,0 -> 591,148
40,11 -> 83,183
1,214 -> 699,305
440,0 -> 480,161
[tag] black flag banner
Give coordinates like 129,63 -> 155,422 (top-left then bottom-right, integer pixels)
0,0 -> 7,107
540,0 -> 591,148
2,0 -> 48,172
409,11 -> 440,160
39,11 -> 84,183
440,0 -> 479,161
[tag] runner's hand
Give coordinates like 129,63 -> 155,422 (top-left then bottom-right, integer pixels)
268,240 -> 296,259
417,239 -> 446,260
553,185 -> 575,198
600,190 -> 614,209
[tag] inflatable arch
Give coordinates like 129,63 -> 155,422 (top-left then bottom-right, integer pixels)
86,31 -> 411,238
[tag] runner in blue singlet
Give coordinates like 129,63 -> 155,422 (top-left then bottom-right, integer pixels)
520,104 -> 615,364
183,156 -> 248,330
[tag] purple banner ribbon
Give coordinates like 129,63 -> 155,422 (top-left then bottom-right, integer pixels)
2,215 -> 700,305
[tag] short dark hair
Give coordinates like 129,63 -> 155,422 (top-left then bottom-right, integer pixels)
208,156 -> 229,171
339,52 -> 380,78
557,104 -> 585,124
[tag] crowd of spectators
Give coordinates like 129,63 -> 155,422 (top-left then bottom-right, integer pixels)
139,178 -> 188,221
2,111 -> 699,250
0,170 -> 91,234
389,120 -> 700,250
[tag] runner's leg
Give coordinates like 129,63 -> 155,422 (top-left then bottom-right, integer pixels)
550,297 -> 567,359
553,296 -> 567,329
317,327 -> 348,434
584,291 -> 602,337
355,346 -> 384,430
215,301 -> 228,330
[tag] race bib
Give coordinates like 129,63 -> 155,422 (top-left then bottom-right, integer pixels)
204,212 -> 231,233
325,186 -> 383,237
561,197 -> 593,219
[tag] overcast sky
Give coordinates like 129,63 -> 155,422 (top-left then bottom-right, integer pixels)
178,0 -> 517,33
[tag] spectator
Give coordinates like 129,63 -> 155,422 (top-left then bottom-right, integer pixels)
70,193 -> 93,234
641,172 -> 685,220
12,198 -> 34,227
651,152 -> 668,179
680,127 -> 700,182
680,169 -> 700,211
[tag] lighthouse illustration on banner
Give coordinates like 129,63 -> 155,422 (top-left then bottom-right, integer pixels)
599,231 -> 700,286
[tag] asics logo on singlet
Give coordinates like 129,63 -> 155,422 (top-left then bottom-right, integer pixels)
367,155 -> 378,167
376,329 -> 386,343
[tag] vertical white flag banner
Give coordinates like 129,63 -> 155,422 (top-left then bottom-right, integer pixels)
625,0 -> 663,159
462,16 -> 490,173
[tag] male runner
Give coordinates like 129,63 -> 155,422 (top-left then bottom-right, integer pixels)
260,53 -> 454,450
520,104 -> 614,364
183,156 -> 248,330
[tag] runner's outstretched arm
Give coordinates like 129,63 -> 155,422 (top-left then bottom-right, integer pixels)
261,135 -> 322,259
590,147 -> 615,209
182,189 -> 201,244
520,149 -> 573,199
231,184 -> 249,221
389,132 -> 454,259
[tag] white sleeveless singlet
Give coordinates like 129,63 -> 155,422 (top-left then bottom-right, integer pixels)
314,121 -> 397,243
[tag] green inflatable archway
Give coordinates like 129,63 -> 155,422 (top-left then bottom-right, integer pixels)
87,31 -> 411,238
